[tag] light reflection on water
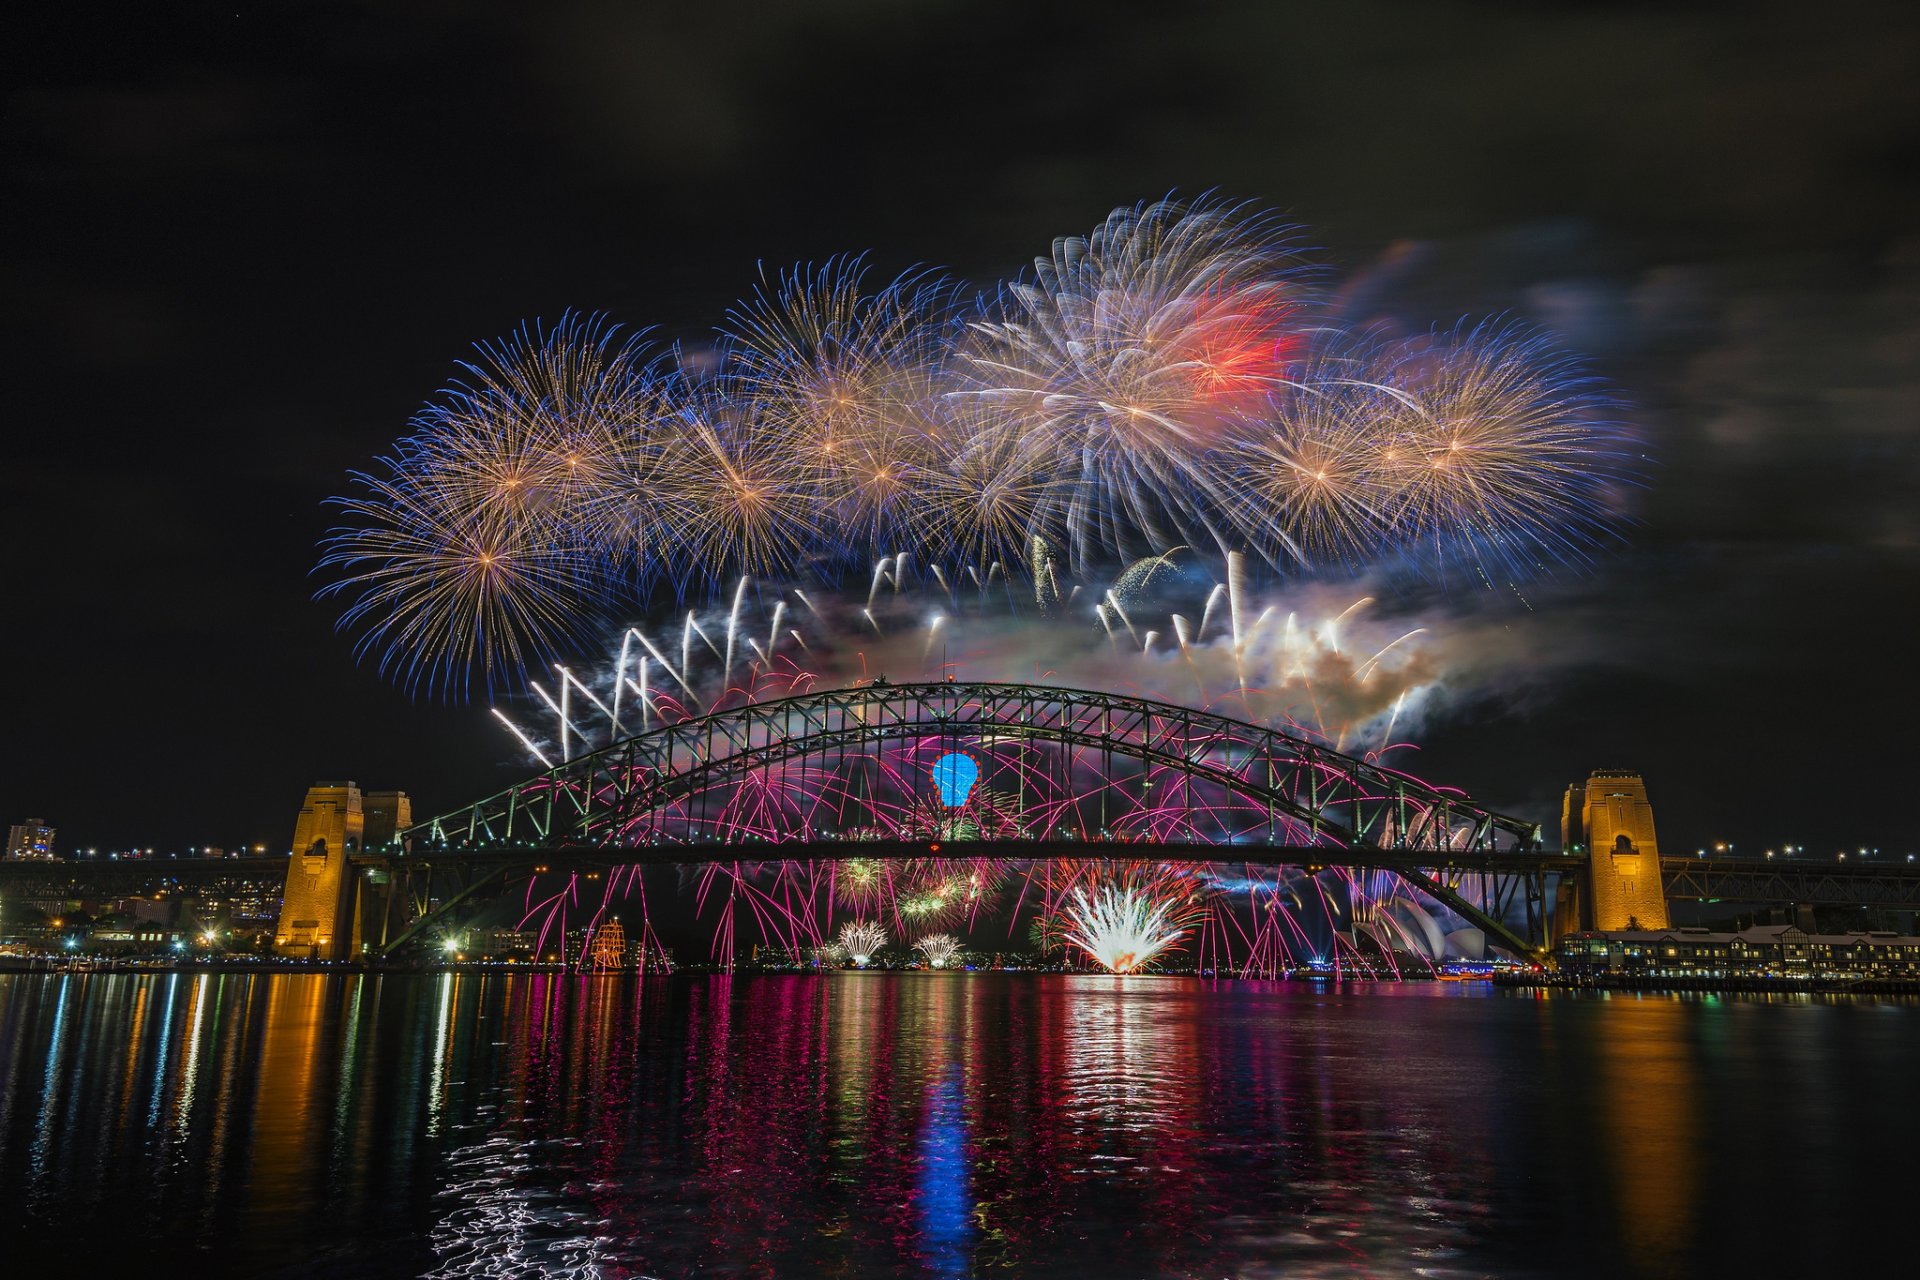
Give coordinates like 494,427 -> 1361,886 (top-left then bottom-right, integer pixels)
1,972 -> 1916,1277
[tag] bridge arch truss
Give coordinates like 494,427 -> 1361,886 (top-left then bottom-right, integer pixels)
412,681 -> 1539,856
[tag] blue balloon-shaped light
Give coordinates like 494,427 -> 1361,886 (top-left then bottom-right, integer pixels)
931,752 -> 979,809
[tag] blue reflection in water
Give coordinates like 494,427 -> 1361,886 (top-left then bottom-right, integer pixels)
918,1061 -> 972,1276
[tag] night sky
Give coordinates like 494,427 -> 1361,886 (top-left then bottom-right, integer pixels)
6,2 -> 1918,856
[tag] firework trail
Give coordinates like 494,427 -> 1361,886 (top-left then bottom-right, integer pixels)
915,934 -> 962,969
837,920 -> 888,968
724,258 -> 963,560
497,556 -> 1445,768
487,556 -> 1472,970
960,197 -> 1316,567
322,197 -> 1632,697
1060,869 -> 1208,974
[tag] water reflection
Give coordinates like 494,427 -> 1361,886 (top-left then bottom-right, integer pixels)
1,973 -> 1916,1277
1590,998 -> 1700,1274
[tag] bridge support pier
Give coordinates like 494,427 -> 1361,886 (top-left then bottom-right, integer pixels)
272,783 -> 410,961
1564,772 -> 1670,933
273,783 -> 364,960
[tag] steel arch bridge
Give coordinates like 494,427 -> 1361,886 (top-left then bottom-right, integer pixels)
380,682 -> 1562,957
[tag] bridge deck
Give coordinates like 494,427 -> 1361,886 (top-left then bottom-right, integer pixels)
0,856 -> 292,889
1661,856 -> 1920,908
385,839 -> 1579,875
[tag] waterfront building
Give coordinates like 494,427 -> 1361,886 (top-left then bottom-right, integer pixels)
182,880 -> 281,933
6,819 -> 56,860
82,917 -> 186,952
1558,924 -> 1920,979
471,927 -> 536,959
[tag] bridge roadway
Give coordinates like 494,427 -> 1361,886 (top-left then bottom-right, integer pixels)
1661,855 -> 1920,909
0,856 -> 292,891
392,838 -> 1576,875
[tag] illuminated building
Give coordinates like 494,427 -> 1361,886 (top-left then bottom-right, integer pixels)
472,927 -> 536,959
1559,925 -> 1920,979
6,818 -> 56,860
1562,772 -> 1671,932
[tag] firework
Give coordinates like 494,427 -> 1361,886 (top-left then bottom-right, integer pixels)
324,201 -> 1625,973
725,260 -> 960,559
1213,372 -> 1390,571
892,861 -> 1003,928
508,555 -> 1444,770
323,197 -> 1632,701
912,397 -> 1056,574
1368,323 -> 1622,575
915,933 -> 962,969
319,313 -> 656,695
960,196 -> 1316,566
320,466 -> 608,697
1061,871 -> 1206,974
837,919 -> 888,967
653,375 -> 829,583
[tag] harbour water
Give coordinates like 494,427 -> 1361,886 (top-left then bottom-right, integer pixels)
1,971 -> 1914,1276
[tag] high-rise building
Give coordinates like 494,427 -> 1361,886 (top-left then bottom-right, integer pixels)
1564,772 -> 1670,932
6,818 -> 56,860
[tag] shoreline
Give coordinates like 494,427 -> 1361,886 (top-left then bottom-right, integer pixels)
1493,972 -> 1920,995
13,956 -> 1918,994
